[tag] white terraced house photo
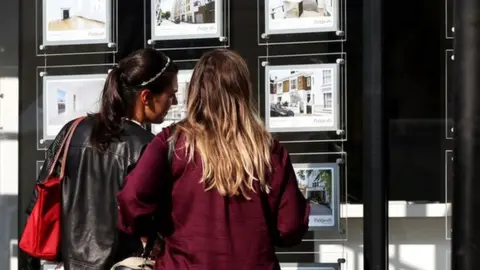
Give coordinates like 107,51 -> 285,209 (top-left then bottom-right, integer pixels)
44,0 -> 108,43
266,0 -> 337,34
43,74 -> 106,138
152,0 -> 220,39
266,64 -> 338,132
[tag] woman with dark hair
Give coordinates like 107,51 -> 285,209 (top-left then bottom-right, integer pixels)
117,49 -> 309,270
25,48 -> 179,270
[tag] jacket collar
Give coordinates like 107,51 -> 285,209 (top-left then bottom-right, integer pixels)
123,118 -> 146,129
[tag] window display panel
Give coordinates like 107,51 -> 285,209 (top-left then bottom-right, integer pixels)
36,64 -> 112,150
445,150 -> 452,240
258,0 -> 344,45
42,75 -> 105,138
276,242 -> 346,264
293,163 -> 339,229
275,153 -> 346,262
445,49 -> 453,139
276,250 -> 315,265
266,64 -> 339,132
148,0 -> 230,50
150,59 -> 197,134
259,53 -> 345,142
445,0 -> 453,38
37,0 -> 116,55
289,153 -> 346,240
280,263 -> 340,270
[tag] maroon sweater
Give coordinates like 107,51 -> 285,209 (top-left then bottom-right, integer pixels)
117,127 -> 310,270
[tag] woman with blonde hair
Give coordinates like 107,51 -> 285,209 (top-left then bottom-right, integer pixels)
117,49 -> 310,270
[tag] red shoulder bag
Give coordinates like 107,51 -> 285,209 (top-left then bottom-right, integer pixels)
19,117 -> 84,261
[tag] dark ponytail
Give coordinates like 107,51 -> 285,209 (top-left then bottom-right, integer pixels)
90,67 -> 129,150
89,48 -> 179,151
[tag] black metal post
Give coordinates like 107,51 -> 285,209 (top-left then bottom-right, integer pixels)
452,0 -> 480,268
363,0 -> 388,268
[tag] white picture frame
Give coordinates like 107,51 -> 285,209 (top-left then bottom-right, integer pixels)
293,163 -> 339,229
265,0 -> 339,35
151,69 -> 193,134
42,0 -> 111,46
265,63 -> 340,133
151,0 -> 223,41
280,263 -> 339,270
42,74 -> 106,139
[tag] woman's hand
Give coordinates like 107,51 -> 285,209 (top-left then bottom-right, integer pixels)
140,235 -> 164,259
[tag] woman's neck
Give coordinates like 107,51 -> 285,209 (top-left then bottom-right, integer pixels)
131,109 -> 145,126
124,117 -> 145,129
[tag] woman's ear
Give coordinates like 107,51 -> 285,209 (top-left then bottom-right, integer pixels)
139,89 -> 152,105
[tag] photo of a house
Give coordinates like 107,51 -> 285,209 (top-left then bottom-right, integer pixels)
266,64 -> 338,132
266,0 -> 337,34
157,0 -> 215,25
295,168 -> 333,216
269,0 -> 332,20
294,163 -> 337,228
43,74 -> 106,138
44,0 -> 109,43
152,0 -> 220,40
151,70 -> 193,134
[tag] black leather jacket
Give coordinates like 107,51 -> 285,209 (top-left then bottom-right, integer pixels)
25,116 -> 154,270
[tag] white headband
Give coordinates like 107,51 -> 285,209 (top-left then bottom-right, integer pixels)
139,56 -> 171,86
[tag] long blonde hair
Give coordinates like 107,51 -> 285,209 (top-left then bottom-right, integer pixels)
171,49 -> 273,199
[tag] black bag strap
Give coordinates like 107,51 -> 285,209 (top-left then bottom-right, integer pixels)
142,125 -> 177,258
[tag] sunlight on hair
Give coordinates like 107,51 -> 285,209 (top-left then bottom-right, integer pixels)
171,49 -> 273,199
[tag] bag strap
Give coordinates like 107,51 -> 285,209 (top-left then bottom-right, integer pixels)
46,117 -> 85,179
59,117 -> 85,179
